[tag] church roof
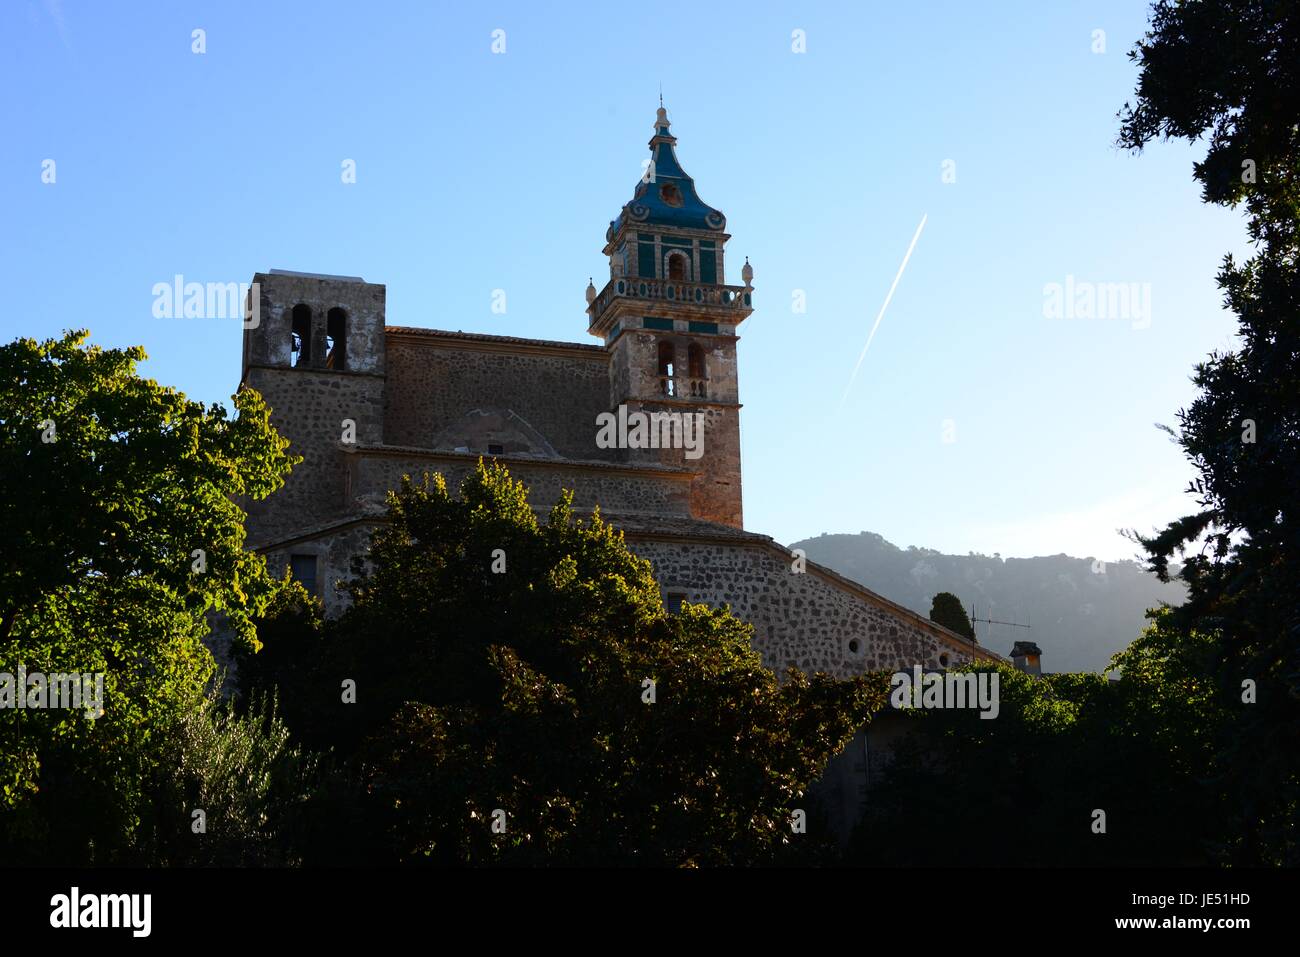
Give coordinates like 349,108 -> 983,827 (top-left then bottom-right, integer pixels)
608,105 -> 727,237
386,326 -> 606,355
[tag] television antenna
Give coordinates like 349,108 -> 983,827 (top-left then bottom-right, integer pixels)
968,602 -> 1030,645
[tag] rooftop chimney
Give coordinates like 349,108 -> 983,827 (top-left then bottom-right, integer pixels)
1010,641 -> 1043,676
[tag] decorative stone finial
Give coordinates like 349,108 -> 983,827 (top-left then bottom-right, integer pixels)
655,105 -> 670,129
741,256 -> 753,286
585,278 -> 597,304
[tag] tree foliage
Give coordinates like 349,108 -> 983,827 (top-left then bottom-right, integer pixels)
1118,0 -> 1300,862
928,591 -> 975,642
0,330 -> 297,863
250,461 -> 890,865
145,689 -> 321,866
850,618 -> 1228,866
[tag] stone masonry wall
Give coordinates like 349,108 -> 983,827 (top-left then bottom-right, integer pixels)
688,405 -> 741,527
613,401 -> 742,528
610,328 -> 740,405
383,335 -> 615,461
348,451 -> 694,519
626,537 -> 984,679
260,522 -> 379,617
243,273 -> 386,376
609,327 -> 743,527
247,524 -> 986,680
242,368 -> 384,545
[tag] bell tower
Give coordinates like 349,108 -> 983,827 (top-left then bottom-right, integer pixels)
586,104 -> 754,528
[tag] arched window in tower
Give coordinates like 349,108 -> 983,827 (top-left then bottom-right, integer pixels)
291,304 -> 312,368
326,308 -> 347,370
666,251 -> 689,281
657,340 -> 676,397
687,342 -> 707,398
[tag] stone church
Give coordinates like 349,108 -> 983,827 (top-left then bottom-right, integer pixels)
239,105 -> 999,681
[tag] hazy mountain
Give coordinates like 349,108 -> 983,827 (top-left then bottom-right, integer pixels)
792,532 -> 1185,673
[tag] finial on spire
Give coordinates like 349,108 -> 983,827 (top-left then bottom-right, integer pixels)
585,277 -> 597,305
741,256 -> 753,286
655,89 -> 669,131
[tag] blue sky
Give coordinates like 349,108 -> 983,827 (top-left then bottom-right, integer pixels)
2,1 -> 1248,562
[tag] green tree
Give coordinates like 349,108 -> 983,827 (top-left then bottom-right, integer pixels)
1118,0 -> 1300,863
0,330 -> 297,863
145,689 -> 322,866
929,591 -> 975,642
273,461 -> 888,865
848,625 -> 1226,866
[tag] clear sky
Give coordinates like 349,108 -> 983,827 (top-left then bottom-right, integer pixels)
2,0 -> 1249,562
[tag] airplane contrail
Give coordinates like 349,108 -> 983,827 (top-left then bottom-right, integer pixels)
840,212 -> 928,407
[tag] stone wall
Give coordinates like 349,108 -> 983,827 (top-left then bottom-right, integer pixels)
607,326 -> 744,527
236,274 -> 987,688
242,368 -> 384,546
608,327 -> 740,405
249,496 -> 987,681
625,535 -> 989,679
260,520 -> 379,616
686,404 -> 741,527
243,272 -> 386,377
248,519 -> 987,681
347,449 -> 694,519
383,332 -> 614,461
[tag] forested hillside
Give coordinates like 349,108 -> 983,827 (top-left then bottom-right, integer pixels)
793,532 -> 1184,672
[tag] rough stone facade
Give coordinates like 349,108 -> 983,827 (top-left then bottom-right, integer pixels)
237,274 -> 995,680
237,110 -> 1001,683
627,535 -> 980,675
348,450 -> 693,520
382,331 -> 612,459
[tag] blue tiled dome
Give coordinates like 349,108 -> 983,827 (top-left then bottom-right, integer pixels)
609,107 -> 727,236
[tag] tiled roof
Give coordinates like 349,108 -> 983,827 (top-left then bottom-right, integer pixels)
609,107 -> 727,236
385,326 -> 605,353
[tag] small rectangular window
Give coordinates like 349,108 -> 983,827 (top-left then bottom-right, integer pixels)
487,444 -> 504,455
290,554 -> 318,596
666,592 -> 687,615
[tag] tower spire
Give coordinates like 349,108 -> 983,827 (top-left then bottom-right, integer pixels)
587,103 -> 753,528
655,100 -> 670,133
